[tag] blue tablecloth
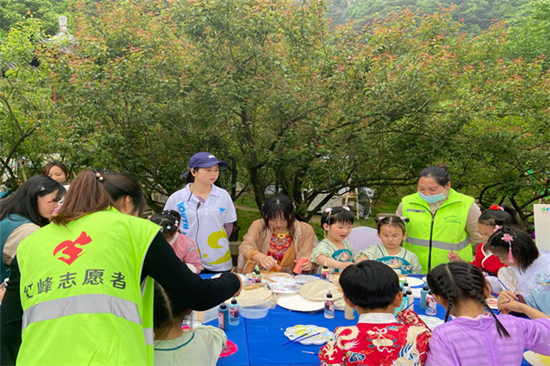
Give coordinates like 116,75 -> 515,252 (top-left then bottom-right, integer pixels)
203,274 -> 530,366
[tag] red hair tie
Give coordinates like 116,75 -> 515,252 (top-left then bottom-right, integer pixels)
490,205 -> 504,211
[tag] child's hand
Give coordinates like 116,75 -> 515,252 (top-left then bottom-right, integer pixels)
257,254 -> 281,271
498,297 -> 528,314
447,251 -> 461,261
497,290 -> 519,314
298,257 -> 312,272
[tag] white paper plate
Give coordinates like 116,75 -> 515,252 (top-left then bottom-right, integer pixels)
277,293 -> 324,312
418,315 -> 445,329
523,351 -> 550,366
403,277 -> 424,287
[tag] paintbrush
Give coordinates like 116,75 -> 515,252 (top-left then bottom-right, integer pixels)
498,279 -> 510,291
282,332 -> 320,346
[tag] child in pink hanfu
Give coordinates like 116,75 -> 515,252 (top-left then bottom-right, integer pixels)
319,260 -> 431,366
150,210 -> 203,273
426,262 -> 550,366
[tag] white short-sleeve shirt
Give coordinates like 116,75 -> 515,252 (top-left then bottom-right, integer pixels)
164,184 -> 237,272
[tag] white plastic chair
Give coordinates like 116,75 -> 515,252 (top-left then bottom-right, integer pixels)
347,226 -> 381,254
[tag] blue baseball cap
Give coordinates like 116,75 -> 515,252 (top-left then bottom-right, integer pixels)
181,152 -> 228,178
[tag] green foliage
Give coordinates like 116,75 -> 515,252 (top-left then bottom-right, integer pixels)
1,0 -> 549,228
0,0 -> 69,36
505,0 -> 550,70
0,18 -> 62,187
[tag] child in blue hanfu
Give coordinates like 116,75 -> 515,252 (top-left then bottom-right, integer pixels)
312,207 -> 355,272
355,216 -> 422,274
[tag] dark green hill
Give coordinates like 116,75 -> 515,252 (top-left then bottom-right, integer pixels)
328,0 -> 530,35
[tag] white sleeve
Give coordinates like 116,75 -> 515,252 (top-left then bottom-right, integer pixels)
223,191 -> 237,223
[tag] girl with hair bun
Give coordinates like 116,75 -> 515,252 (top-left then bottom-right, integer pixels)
355,216 -> 422,274
426,262 -> 550,366
486,226 -> 550,297
449,204 -> 521,279
149,210 -> 203,273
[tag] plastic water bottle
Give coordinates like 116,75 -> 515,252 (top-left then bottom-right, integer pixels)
321,262 -> 330,280
324,291 -> 335,319
420,285 -> 429,310
218,303 -> 229,330
229,298 -> 239,326
426,292 -> 437,316
253,266 -> 262,284
406,290 -> 413,308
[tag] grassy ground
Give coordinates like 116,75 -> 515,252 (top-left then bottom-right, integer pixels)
233,192 -> 403,241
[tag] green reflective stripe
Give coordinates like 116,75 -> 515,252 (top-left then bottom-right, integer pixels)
144,328 -> 154,346
22,294 -> 141,330
406,237 -> 470,251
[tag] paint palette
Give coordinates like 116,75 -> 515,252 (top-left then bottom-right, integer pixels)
268,281 -> 302,294
283,325 -> 333,345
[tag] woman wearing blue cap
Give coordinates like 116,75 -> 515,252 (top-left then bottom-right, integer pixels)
164,152 -> 237,273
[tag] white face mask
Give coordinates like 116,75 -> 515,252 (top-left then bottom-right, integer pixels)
418,190 -> 447,203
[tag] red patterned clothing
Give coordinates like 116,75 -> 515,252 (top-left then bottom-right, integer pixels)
471,242 -> 506,276
267,232 -> 293,263
319,310 -> 431,366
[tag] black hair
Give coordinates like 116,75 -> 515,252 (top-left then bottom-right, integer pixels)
418,164 -> 451,186
261,195 -> 296,237
149,210 -> 180,236
153,282 -> 191,341
0,175 -> 65,226
478,205 -> 522,229
102,173 -> 148,217
320,206 -> 354,229
427,262 -> 510,337
486,226 -> 538,273
375,215 -> 409,234
340,260 -> 401,310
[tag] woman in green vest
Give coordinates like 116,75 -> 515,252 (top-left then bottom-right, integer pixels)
396,165 -> 482,273
1,170 -> 242,366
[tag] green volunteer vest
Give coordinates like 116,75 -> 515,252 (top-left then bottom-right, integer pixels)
17,208 -> 160,366
402,189 -> 474,274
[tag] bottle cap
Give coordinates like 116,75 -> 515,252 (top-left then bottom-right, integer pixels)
231,298 -> 237,305
326,290 -> 333,299
220,303 -> 227,309
404,281 -> 409,286
406,290 -> 412,295
423,285 -> 429,290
